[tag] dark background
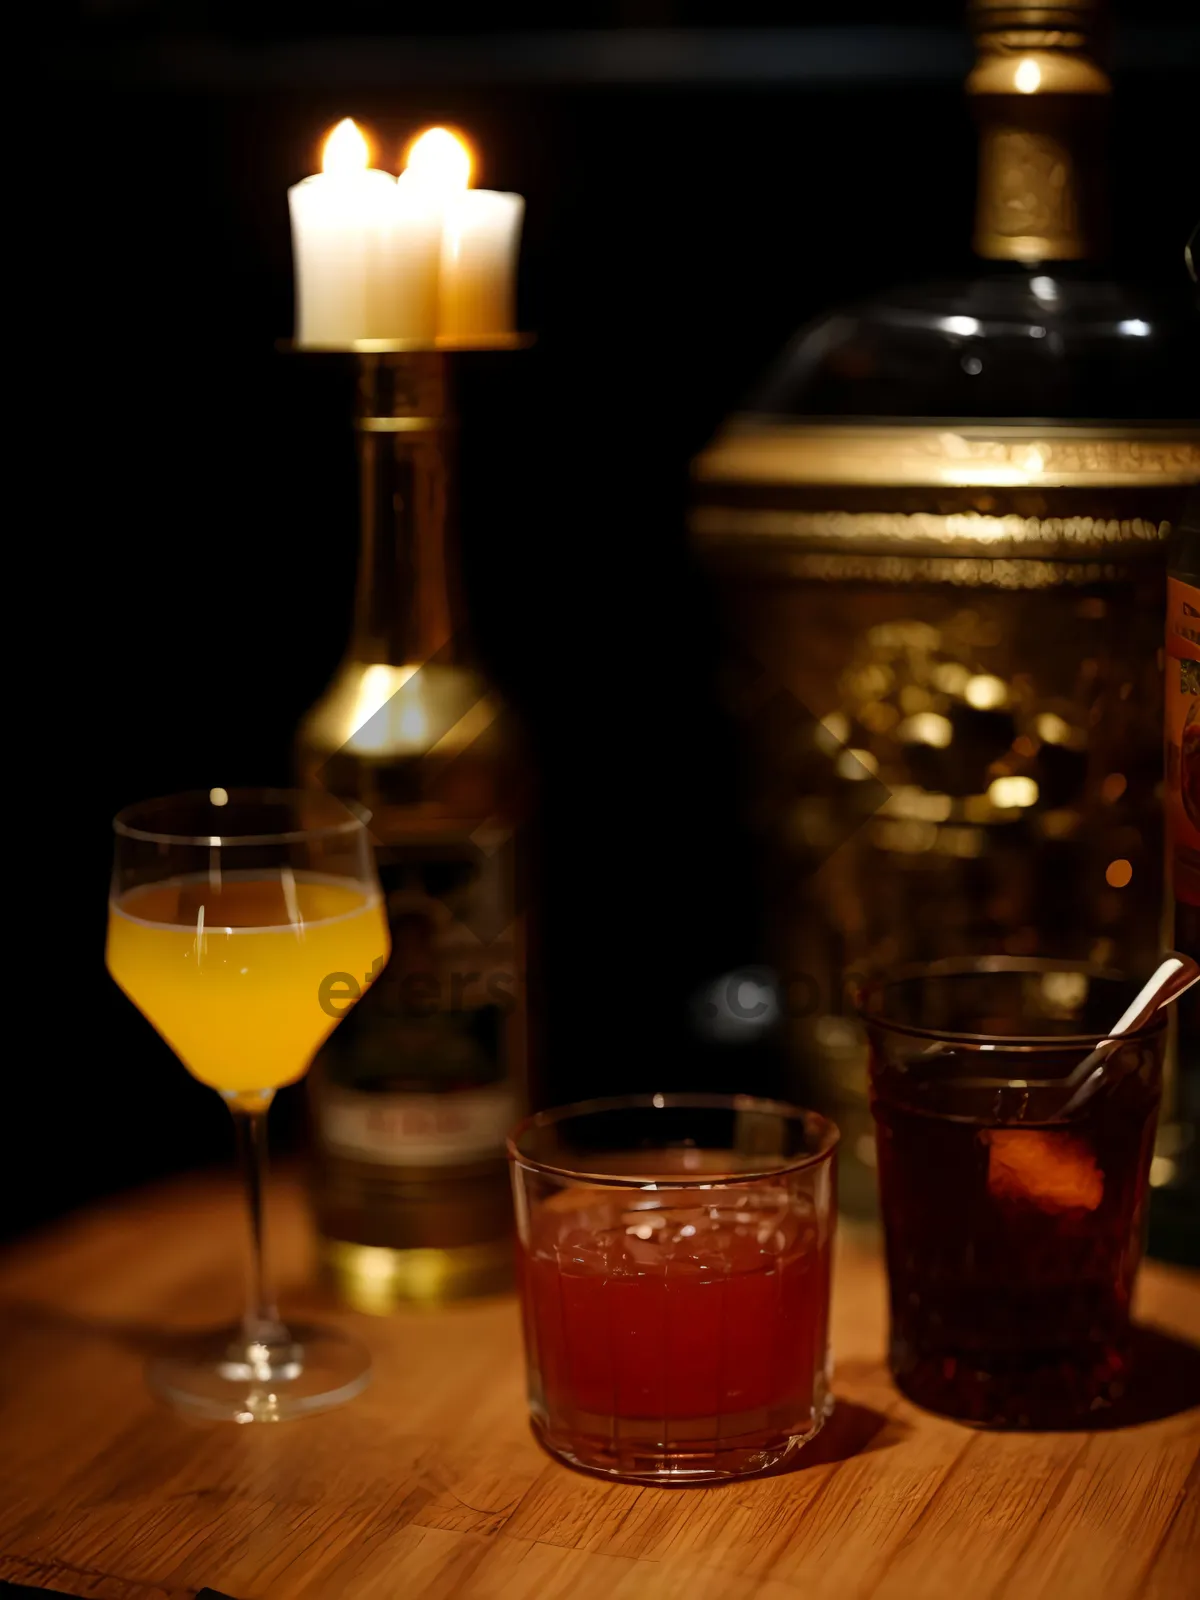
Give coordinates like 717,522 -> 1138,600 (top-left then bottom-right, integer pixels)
18,3 -> 1197,1241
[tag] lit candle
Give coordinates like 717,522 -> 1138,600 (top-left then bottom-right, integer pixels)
440,188 -> 525,341
289,120 -> 524,347
393,127 -> 471,344
402,127 -> 524,341
381,179 -> 442,343
288,119 -> 397,345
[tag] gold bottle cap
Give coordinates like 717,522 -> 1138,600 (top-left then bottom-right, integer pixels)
967,0 -> 1109,97
969,0 -> 1103,29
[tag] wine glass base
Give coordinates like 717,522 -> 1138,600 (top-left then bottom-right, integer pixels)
147,1323 -> 371,1422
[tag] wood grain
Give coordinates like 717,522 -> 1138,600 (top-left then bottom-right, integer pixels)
0,1173 -> 1196,1600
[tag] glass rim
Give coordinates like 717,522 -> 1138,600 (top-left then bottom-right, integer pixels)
855,954 -> 1169,1050
112,788 -> 371,848
506,1092 -> 839,1188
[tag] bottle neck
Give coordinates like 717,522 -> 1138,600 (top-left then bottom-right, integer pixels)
968,16 -> 1110,263
351,352 -> 464,666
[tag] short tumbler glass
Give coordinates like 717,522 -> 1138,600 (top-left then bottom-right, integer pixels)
861,958 -> 1166,1428
508,1093 -> 837,1483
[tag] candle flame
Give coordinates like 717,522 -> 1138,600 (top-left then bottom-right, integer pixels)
403,126 -> 473,193
1014,58 -> 1041,94
323,118 -> 370,175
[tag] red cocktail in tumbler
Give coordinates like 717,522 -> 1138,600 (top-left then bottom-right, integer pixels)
509,1095 -> 837,1482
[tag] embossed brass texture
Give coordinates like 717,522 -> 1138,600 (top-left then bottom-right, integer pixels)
695,424 -> 1200,495
692,417 -> 1200,1220
692,422 -> 1200,586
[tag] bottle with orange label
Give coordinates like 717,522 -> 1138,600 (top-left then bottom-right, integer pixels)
1154,224 -> 1200,1263
1166,521 -> 1200,927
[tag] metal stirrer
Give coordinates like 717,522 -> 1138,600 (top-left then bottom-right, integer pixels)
1058,953 -> 1200,1117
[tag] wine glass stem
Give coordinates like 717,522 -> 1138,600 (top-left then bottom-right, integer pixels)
232,1105 -> 286,1345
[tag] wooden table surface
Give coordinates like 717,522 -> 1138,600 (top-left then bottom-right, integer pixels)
1,1174 -> 1198,1600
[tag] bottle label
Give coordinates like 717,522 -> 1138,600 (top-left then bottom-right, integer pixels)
1166,575 -> 1200,909
312,822 -> 526,1166
320,1082 -> 518,1165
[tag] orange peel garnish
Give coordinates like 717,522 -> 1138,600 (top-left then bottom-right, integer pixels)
984,1130 -> 1104,1211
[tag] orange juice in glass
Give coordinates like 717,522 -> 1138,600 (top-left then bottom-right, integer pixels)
108,872 -> 386,1096
106,789 -> 389,1420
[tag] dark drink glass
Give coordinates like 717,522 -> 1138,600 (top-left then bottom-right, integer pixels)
508,1094 -> 837,1482
861,959 -> 1166,1428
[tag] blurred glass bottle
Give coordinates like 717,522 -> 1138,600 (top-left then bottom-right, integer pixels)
296,352 -> 529,1309
1155,222 -> 1200,1264
693,0 -> 1200,1218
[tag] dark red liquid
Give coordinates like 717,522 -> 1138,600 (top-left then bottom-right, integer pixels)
871,1050 -> 1161,1426
519,1184 -> 833,1479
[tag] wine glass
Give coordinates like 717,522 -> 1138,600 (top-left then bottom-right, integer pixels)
106,788 -> 390,1421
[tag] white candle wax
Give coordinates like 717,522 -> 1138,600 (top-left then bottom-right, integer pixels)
288,167 -> 397,345
439,190 -> 524,341
380,177 -> 444,342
